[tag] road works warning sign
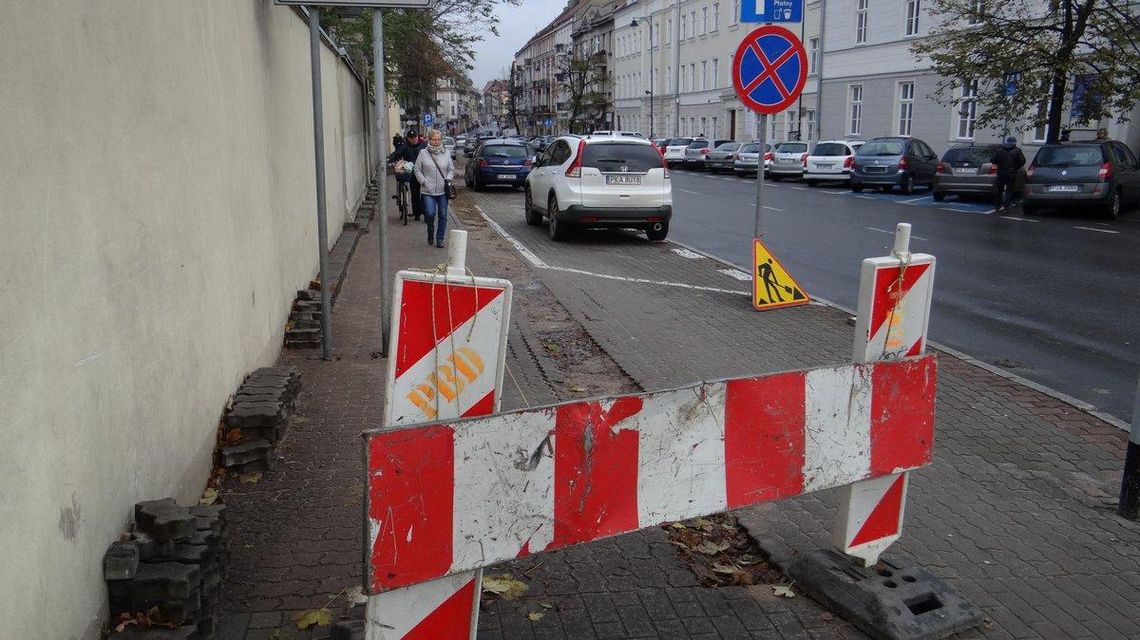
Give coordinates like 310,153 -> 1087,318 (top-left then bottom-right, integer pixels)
752,239 -> 809,311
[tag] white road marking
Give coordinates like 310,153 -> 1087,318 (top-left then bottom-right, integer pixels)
473,205 -> 750,296
678,188 -> 701,195
764,206 -> 783,212
1074,226 -> 1120,234
866,227 -> 928,241
938,207 -> 993,215
856,195 -> 877,200
819,190 -> 844,195
789,186 -> 808,191
1000,215 -> 1039,223
902,196 -> 932,204
672,247 -> 705,259
718,268 -> 752,281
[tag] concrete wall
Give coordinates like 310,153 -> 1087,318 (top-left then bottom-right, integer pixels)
0,3 -> 371,638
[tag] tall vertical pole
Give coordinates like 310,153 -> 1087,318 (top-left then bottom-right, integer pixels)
754,113 -> 768,239
372,9 -> 390,356
1117,375 -> 1140,519
649,19 -> 655,138
308,6 -> 333,360
671,0 -> 681,137
814,0 -> 826,140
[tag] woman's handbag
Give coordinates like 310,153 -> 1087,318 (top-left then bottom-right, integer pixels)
428,153 -> 457,200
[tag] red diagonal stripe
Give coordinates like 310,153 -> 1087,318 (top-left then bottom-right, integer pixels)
394,280 -> 505,379
405,578 -> 476,638
850,474 -> 906,547
869,263 -> 931,340
749,38 -> 797,101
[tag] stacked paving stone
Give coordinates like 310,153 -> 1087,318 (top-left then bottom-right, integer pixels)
219,366 -> 300,473
105,500 -> 228,639
284,287 -> 323,349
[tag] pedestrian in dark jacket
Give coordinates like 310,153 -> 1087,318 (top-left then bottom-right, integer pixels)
989,136 -> 1026,212
388,130 -> 426,219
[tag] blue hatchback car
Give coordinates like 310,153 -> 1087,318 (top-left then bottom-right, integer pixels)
464,138 -> 533,190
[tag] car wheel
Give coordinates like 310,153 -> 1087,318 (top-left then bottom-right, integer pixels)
806,180 -> 817,188
932,190 -> 945,202
646,222 -> 669,242
1106,189 -> 1121,219
900,174 -> 915,194
524,188 -> 542,225
548,196 -> 569,241
851,183 -> 864,193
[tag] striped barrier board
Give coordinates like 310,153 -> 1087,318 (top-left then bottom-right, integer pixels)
366,235 -> 512,639
365,355 -> 936,592
837,224 -> 936,566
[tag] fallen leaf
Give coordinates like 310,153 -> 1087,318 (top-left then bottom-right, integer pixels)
346,585 -> 368,605
225,428 -> 243,444
820,612 -> 834,622
737,554 -> 762,565
199,488 -> 219,505
482,574 -> 528,600
293,608 -> 333,629
670,522 -> 687,529
772,584 -> 796,598
712,562 -> 738,575
527,612 -> 544,621
694,541 -> 731,556
569,385 -> 587,393
239,472 -> 262,484
268,631 -> 281,640
540,602 -> 553,609
692,517 -> 715,531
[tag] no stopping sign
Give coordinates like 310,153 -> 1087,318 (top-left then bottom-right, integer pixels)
732,25 -> 808,115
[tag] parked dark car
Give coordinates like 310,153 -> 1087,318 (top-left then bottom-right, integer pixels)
464,139 -> 533,190
850,136 -> 939,194
704,142 -> 741,173
933,143 -> 1026,202
1023,141 -> 1140,218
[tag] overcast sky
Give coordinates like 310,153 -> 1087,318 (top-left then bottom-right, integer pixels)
470,0 -> 568,89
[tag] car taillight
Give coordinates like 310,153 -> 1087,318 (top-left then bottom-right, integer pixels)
988,163 -> 998,175
936,162 -> 945,174
1026,165 -> 1035,178
844,156 -> 854,169
764,151 -> 774,161
898,155 -> 909,170
565,139 -> 586,177
478,158 -> 489,168
661,152 -> 670,178
1099,161 -> 1113,180
700,148 -> 710,154
524,158 -> 533,168
801,153 -> 808,167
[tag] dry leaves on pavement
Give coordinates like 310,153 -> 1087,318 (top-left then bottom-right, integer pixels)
482,574 -> 529,601
664,513 -> 782,587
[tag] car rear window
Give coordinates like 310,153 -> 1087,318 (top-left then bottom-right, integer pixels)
582,143 -> 663,172
777,143 -> 808,153
1033,145 -> 1105,167
941,146 -> 994,165
811,143 -> 849,156
715,142 -> 741,151
669,138 -> 693,146
687,140 -> 710,149
739,143 -> 760,153
858,141 -> 904,156
481,145 -> 528,158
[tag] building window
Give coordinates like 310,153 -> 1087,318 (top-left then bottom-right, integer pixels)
897,82 -> 914,135
667,65 -> 673,92
690,11 -> 697,37
701,7 -> 708,34
849,84 -> 863,135
732,0 -> 740,25
702,61 -> 708,90
667,18 -> 672,43
1032,87 -> 1050,141
713,3 -> 720,30
905,0 -> 920,36
690,64 -> 696,92
681,14 -> 687,39
804,110 -> 816,139
956,79 -> 978,139
808,37 -> 819,74
712,116 -> 719,136
712,58 -> 719,88
856,0 -> 869,44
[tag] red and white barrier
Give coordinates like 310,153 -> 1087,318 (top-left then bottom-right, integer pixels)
366,356 -> 936,592
837,223 -> 936,566
367,230 -> 511,639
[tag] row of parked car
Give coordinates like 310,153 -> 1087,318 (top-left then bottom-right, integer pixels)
654,135 -> 1140,218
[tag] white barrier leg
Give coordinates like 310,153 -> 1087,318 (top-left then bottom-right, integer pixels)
365,230 -> 511,639
836,223 -> 936,566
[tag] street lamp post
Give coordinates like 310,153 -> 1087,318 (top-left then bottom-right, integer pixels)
631,17 -> 655,138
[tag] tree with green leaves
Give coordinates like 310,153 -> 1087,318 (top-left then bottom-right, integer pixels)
911,0 -> 1140,143
556,50 -> 610,134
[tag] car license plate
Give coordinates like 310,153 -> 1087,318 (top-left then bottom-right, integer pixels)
497,174 -> 514,180
606,175 -> 641,185
955,167 -> 978,175
865,166 -> 886,173
1048,184 -> 1079,192
780,158 -> 796,164
815,163 -> 834,169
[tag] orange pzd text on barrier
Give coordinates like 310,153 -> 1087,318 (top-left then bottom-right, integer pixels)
405,347 -> 485,419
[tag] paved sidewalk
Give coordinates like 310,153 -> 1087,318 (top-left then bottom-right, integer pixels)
468,188 -> 1140,640
216,182 -> 856,639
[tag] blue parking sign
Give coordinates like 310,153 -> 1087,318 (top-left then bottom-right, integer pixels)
423,113 -> 434,127
742,0 -> 803,23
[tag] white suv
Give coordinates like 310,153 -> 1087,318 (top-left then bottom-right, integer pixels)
803,139 -> 864,186
663,137 -> 693,167
524,136 -> 673,242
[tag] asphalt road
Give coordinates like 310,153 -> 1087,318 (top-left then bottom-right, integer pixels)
668,168 -> 1140,422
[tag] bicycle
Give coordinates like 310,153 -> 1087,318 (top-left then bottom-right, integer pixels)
394,178 -> 410,225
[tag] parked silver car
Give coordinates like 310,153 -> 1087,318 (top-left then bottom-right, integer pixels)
704,142 -> 741,173
768,141 -> 810,180
684,138 -> 732,169
733,142 -> 774,176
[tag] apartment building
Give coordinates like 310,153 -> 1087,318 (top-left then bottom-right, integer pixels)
481,79 -> 509,126
571,0 -> 618,132
514,5 -> 576,136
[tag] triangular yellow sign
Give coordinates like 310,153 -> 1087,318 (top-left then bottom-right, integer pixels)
752,239 -> 810,311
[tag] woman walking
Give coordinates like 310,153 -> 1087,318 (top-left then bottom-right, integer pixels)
415,129 -> 455,248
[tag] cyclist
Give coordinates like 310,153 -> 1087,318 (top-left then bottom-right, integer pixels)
387,129 -> 426,220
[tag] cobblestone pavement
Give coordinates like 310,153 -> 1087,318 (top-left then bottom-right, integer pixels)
216,183 -> 858,639
470,188 -> 1140,640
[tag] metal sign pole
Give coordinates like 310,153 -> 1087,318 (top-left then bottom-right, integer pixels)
308,6 -> 333,359
372,8 -> 390,356
754,113 -> 767,239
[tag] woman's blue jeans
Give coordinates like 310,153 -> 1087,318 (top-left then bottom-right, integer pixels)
422,193 -> 449,245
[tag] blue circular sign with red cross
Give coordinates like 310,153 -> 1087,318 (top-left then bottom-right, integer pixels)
732,25 -> 808,115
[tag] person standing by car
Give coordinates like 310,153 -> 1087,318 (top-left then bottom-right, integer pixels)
989,136 -> 1026,212
415,129 -> 455,248
388,130 -> 425,220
